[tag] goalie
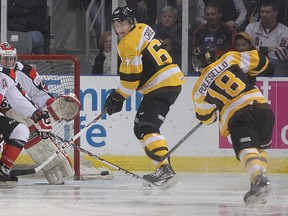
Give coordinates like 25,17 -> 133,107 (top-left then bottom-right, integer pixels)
0,42 -> 81,185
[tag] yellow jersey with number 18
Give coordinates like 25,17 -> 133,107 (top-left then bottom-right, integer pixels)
116,23 -> 185,99
192,50 -> 269,137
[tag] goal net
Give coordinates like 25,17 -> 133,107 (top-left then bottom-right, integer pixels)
11,54 -> 111,180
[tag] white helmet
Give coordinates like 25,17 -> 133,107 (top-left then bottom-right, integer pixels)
0,42 -> 17,69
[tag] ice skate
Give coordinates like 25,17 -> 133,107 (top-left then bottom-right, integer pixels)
244,173 -> 271,206
143,164 -> 180,189
0,164 -> 18,188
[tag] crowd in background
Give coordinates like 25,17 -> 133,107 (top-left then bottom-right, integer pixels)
86,0 -> 288,76
5,0 -> 288,76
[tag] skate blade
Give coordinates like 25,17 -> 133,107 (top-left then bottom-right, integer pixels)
245,184 -> 272,206
0,181 -> 17,188
142,174 -> 181,190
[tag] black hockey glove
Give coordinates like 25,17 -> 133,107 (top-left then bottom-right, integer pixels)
32,110 -> 52,139
104,89 -> 125,115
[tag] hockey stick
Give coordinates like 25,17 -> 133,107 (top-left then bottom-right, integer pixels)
48,132 -> 173,189
159,108 -> 220,161
158,121 -> 203,162
46,121 -> 203,187
10,109 -> 107,176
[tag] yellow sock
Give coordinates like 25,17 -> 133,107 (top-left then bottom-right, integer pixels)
240,148 -> 266,184
140,133 -> 169,168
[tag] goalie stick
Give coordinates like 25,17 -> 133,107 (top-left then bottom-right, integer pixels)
10,109 -> 108,177
11,108 -> 179,189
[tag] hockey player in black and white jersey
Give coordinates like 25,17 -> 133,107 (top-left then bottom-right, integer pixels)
0,113 -> 29,188
0,42 -> 81,185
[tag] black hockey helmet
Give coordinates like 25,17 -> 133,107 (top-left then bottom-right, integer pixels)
112,6 -> 135,31
192,45 -> 217,72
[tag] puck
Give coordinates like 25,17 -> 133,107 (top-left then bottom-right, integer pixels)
100,170 -> 109,176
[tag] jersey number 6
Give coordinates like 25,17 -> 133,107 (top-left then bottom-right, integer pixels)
147,39 -> 173,66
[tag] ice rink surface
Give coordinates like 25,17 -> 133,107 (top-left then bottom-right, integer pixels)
1,172 -> 288,216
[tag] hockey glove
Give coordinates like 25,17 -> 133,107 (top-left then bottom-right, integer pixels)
104,89 -> 125,115
32,110 -> 52,139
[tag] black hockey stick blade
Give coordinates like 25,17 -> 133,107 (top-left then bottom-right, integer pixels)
10,168 -> 36,176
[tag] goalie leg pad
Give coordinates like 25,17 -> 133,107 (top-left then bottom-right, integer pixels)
5,108 -> 75,184
4,108 -> 34,125
46,93 -> 81,122
25,128 -> 74,184
44,157 -> 75,185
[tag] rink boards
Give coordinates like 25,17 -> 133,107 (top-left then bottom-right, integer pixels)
75,76 -> 288,173
16,76 -> 288,173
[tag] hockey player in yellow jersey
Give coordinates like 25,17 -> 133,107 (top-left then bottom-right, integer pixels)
192,45 -> 275,205
104,6 -> 185,187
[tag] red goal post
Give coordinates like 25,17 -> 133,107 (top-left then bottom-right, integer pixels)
17,54 -> 81,179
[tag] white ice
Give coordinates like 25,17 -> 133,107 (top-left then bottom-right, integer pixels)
1,173 -> 288,216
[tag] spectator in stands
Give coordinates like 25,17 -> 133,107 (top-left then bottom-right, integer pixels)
92,31 -> 112,75
245,0 -> 288,76
81,0 -> 112,47
235,32 -> 258,83
7,0 -> 47,54
157,0 -> 177,19
192,1 -> 236,58
234,31 -> 255,52
203,0 -> 247,32
126,0 -> 157,26
244,0 -> 287,26
158,0 -> 206,29
153,6 -> 182,66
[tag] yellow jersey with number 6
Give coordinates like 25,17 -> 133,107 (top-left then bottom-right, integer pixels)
116,23 -> 185,98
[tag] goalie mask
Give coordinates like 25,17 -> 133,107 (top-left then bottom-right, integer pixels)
112,6 -> 136,36
192,45 -> 217,73
0,42 -> 17,69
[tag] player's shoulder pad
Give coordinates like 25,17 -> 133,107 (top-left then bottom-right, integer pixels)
0,67 -> 16,81
16,62 -> 34,75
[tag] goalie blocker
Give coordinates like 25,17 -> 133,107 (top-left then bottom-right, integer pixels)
4,93 -> 80,184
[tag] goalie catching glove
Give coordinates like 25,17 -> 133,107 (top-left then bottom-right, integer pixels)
46,93 -> 80,122
32,110 -> 52,139
104,89 -> 125,115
